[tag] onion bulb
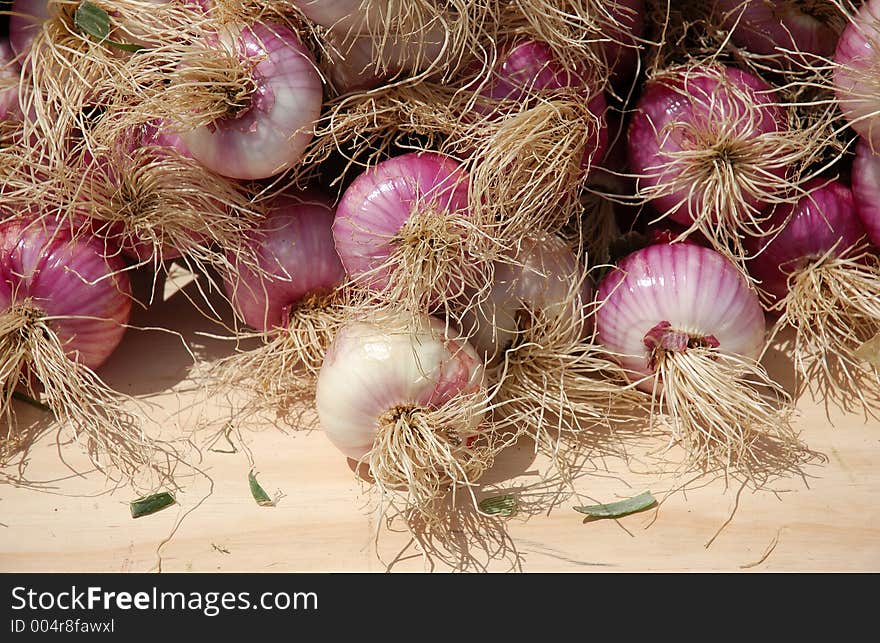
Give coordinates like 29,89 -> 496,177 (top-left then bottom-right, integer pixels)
315,312 -> 495,517
716,0 -> 844,61
596,243 -> 800,472
469,38 -> 609,237
216,191 -> 348,404
833,0 -> 880,150
746,177 -> 880,412
333,151 -> 491,313
171,21 -> 323,180
0,217 -> 152,479
627,63 -> 803,265
852,138 -> 880,247
462,234 -> 640,469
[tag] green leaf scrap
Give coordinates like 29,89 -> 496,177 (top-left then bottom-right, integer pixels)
130,492 -> 176,519
75,1 -> 146,53
12,391 -> 53,414
248,470 -> 274,507
478,495 -> 517,517
574,491 -> 657,519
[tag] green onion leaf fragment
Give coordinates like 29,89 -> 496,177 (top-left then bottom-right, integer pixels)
130,492 -> 176,519
75,1 -> 146,53
478,494 -> 517,517
12,391 -> 53,414
248,470 -> 274,507
573,491 -> 657,519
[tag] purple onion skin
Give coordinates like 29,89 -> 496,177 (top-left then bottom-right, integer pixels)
596,243 -> 766,387
716,0 -> 842,59
746,178 -> 867,303
0,218 -> 131,370
628,65 -> 787,225
226,192 -> 345,332
332,152 -> 470,293
852,138 -> 880,248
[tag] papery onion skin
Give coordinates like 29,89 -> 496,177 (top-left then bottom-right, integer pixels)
746,178 -> 867,302
0,218 -> 131,370
179,21 -> 322,180
315,315 -> 485,460
851,138 -> 880,247
467,235 -> 592,359
226,191 -> 345,332
717,0 -> 843,59
332,151 -> 471,292
833,0 -> 880,149
596,243 -> 766,389
627,65 -> 788,225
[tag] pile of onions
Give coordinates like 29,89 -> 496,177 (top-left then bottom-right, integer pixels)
5,0 -> 876,551
0,216 -> 156,479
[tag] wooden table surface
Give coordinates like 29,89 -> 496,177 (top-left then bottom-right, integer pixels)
2,275 -> 879,573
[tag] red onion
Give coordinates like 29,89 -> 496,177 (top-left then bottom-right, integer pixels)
747,177 -> 880,410
628,64 -> 795,262
480,38 -> 609,169
332,151 -> 483,310
596,243 -> 798,471
717,0 -> 844,60
214,191 -> 348,401
315,312 -> 492,516
227,192 -> 345,333
0,216 -> 155,479
747,178 -> 866,301
834,0 -> 880,149
0,218 -> 130,370
175,21 -> 323,180
465,234 -> 592,361
463,233 -> 639,454
852,138 -> 880,247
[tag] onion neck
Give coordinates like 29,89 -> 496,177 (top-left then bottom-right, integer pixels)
644,320 -> 720,371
